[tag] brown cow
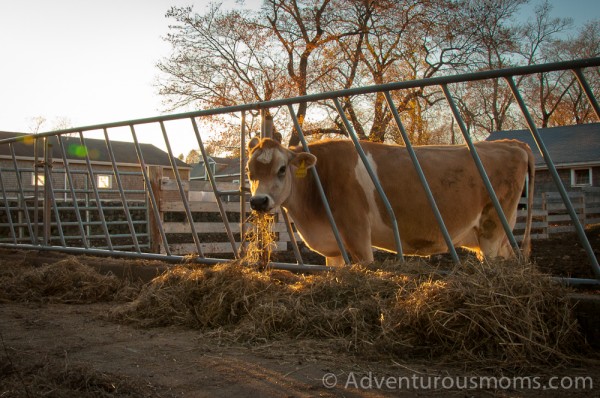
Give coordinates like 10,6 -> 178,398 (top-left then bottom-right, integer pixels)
247,137 -> 534,265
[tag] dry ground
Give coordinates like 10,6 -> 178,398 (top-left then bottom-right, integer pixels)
2,302 -> 598,398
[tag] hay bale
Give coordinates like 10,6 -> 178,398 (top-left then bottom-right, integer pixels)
113,258 -> 586,369
378,260 -> 583,367
111,261 -> 275,328
0,257 -> 136,304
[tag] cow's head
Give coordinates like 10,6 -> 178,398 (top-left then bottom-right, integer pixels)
246,137 -> 316,212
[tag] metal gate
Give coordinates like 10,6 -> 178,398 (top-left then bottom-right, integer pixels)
1,57 -> 599,286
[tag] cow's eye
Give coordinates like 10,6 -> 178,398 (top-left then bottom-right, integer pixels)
277,165 -> 286,177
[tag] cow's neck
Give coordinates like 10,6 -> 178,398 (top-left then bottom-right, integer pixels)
281,173 -> 323,228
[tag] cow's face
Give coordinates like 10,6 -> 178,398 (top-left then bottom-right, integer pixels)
246,137 -> 316,212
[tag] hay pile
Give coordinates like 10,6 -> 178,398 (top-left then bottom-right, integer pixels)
112,258 -> 585,368
241,212 -> 277,268
0,256 -> 136,304
0,353 -> 154,398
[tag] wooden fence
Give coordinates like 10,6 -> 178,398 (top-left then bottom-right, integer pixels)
154,173 -> 599,255
153,176 -> 297,255
515,190 -> 600,241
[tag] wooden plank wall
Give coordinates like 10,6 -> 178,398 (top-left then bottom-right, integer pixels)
514,191 -> 600,241
153,177 -> 296,255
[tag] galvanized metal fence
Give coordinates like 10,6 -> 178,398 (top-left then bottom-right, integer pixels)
0,57 -> 599,285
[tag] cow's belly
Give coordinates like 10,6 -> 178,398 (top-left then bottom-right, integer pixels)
294,220 -> 345,258
370,211 -> 482,256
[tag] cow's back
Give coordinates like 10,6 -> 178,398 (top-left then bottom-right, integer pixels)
292,139 -> 531,257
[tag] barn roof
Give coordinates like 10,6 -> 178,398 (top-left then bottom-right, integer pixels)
191,156 -> 241,180
0,131 -> 189,168
486,123 -> 600,168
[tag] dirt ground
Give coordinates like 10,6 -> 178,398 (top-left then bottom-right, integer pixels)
1,227 -> 599,397
1,302 -> 598,398
528,226 -> 600,280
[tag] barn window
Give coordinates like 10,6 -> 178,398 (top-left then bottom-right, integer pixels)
31,173 -> 45,186
97,174 -> 112,189
570,168 -> 592,187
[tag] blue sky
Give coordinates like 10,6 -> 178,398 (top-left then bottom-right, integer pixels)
543,0 -> 599,27
0,0 -> 597,155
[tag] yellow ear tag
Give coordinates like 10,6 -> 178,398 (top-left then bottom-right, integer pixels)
295,160 -> 307,178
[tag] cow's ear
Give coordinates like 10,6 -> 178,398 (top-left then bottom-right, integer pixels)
248,136 -> 260,151
290,152 -> 316,168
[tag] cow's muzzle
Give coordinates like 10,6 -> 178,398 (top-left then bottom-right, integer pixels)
249,195 -> 270,212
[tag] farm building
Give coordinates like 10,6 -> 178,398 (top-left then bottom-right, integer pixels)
486,123 -> 600,197
190,156 -> 241,183
0,130 -> 190,202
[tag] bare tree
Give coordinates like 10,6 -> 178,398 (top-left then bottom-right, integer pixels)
27,116 -> 47,134
157,4 -> 289,136
310,0 -> 478,144
261,0 -> 361,145
517,1 -> 573,127
454,0 -> 528,134
536,19 -> 600,126
157,0 -> 595,150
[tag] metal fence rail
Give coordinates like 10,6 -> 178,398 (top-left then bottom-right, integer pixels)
0,57 -> 598,285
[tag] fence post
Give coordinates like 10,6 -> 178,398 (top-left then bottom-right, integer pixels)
148,166 -> 163,253
261,109 -> 273,139
240,111 -> 248,257
579,191 -> 587,228
542,192 -> 548,238
43,139 -> 52,245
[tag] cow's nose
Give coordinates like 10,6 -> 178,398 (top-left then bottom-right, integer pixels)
250,196 -> 269,212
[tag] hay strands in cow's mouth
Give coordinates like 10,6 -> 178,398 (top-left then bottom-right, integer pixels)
241,211 -> 277,270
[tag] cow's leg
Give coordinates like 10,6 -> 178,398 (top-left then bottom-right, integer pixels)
337,220 -> 374,265
323,233 -> 374,266
478,211 -> 516,260
326,255 -> 345,266
479,235 -> 515,259
348,246 -> 374,265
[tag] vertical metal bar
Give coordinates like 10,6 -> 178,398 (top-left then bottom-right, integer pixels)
45,165 -> 66,247
240,111 -> 248,255
572,68 -> 600,120
102,128 -> 141,253
333,97 -> 403,260
506,76 -> 600,276
159,121 -> 205,257
281,207 -> 303,265
442,83 -> 521,256
57,136 -> 89,249
43,138 -> 51,245
33,137 -> 40,242
0,170 -> 17,244
130,125 -> 172,256
78,131 -> 113,251
43,141 -> 66,247
384,91 -> 460,264
190,118 -> 238,257
287,104 -> 351,265
85,178 -> 91,239
9,143 -> 35,243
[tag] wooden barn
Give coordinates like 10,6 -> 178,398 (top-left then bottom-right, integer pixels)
0,131 -> 190,202
486,123 -> 600,197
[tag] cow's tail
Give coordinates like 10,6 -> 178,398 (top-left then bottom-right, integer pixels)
521,145 -> 535,259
